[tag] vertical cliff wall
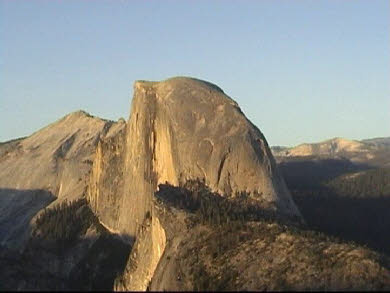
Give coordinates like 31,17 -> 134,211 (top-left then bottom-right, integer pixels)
88,125 -> 127,232
114,216 -> 166,291
88,77 -> 302,238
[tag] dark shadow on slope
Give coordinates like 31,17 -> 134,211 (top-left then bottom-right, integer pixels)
68,233 -> 133,291
277,157 -> 371,189
277,158 -> 390,256
0,188 -> 55,249
0,196 -> 133,291
292,190 -> 390,256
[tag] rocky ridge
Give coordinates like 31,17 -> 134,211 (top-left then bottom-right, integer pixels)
272,136 -> 390,167
0,110 -> 125,249
272,137 -> 369,157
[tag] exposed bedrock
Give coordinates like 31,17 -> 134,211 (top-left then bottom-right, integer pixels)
0,111 -> 125,249
88,77 -> 303,290
88,76 -> 302,238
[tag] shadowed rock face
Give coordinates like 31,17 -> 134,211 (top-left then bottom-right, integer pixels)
88,77 -> 302,238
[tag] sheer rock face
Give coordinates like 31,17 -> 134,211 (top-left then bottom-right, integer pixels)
114,216 -> 166,291
88,77 -> 302,238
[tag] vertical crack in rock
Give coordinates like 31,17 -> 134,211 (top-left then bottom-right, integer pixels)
217,152 -> 228,188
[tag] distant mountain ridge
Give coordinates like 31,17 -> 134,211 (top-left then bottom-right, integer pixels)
271,136 -> 390,167
361,137 -> 390,148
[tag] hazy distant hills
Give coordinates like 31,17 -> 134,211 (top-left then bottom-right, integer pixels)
361,137 -> 390,148
271,136 -> 390,167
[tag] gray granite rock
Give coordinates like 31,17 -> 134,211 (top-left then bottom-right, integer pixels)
88,77 -> 302,238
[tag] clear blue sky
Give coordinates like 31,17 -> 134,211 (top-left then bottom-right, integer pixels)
1,0 -> 389,146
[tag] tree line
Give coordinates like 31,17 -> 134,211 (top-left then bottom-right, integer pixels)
155,179 -> 295,227
33,198 -> 102,250
326,167 -> 390,198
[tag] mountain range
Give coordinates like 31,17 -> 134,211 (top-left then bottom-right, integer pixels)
271,137 -> 390,167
